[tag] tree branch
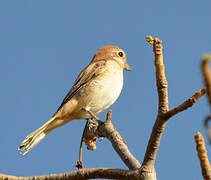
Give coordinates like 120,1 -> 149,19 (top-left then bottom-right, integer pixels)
201,54 -> 211,144
0,168 -> 140,180
165,88 -> 206,118
142,37 -> 169,169
84,110 -> 142,170
194,132 -> 211,180
143,36 -> 205,172
201,55 -> 211,106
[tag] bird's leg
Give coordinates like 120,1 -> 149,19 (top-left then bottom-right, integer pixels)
82,108 -> 101,122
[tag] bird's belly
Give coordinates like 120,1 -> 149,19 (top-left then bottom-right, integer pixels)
75,72 -> 123,119
89,79 -> 123,113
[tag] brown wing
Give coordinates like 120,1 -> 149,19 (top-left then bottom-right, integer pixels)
55,60 -> 106,113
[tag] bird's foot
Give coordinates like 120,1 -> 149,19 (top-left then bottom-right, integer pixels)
82,108 -> 101,123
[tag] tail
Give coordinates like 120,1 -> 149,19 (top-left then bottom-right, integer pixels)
18,117 -> 56,155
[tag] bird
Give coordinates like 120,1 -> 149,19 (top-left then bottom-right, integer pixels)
18,45 -> 131,155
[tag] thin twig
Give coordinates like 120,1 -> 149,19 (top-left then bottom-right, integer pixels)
201,55 -> 211,145
76,120 -> 89,169
105,110 -> 112,123
201,55 -> 211,106
0,168 -> 140,180
98,110 -> 141,170
194,132 -> 211,180
165,88 -> 206,118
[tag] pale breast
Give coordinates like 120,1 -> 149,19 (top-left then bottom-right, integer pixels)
90,69 -> 123,114
78,61 -> 124,118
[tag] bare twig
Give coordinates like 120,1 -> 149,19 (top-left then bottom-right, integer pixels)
76,120 -> 89,169
201,55 -> 211,106
76,110 -> 141,170
194,132 -> 211,180
105,110 -> 112,123
166,88 -> 206,118
97,111 -> 141,170
143,37 -> 169,169
143,36 -> 205,173
0,168 -> 140,180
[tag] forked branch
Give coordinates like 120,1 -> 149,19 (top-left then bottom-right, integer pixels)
78,110 -> 141,170
142,37 -> 206,175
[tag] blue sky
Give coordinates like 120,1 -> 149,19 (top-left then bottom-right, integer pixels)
0,1 -> 211,179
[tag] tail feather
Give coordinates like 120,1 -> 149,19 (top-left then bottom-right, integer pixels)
18,130 -> 46,155
18,117 -> 55,155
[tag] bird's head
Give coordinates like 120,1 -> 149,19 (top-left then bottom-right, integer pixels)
92,45 -> 132,71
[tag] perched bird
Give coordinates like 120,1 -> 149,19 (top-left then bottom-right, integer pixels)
19,45 -> 131,155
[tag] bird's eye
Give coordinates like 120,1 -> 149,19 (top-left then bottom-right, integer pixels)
118,51 -> 123,57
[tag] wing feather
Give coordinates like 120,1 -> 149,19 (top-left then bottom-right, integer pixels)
55,60 -> 106,112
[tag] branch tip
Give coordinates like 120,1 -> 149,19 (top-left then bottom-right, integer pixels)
194,131 -> 211,179
106,110 -> 112,123
165,88 -> 206,119
202,54 -> 211,62
146,35 -> 154,45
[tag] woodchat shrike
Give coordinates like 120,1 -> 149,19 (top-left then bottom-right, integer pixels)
19,45 -> 131,155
